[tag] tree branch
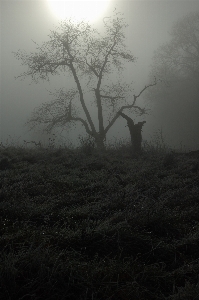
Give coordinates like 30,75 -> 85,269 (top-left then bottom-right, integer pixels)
104,79 -> 157,134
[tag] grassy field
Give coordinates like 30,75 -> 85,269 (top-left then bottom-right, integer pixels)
0,141 -> 199,300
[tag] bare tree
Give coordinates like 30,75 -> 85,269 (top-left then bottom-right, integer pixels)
14,11 -> 156,150
149,11 -> 199,92
147,11 -> 199,149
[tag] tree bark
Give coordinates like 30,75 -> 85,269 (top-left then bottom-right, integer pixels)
93,133 -> 106,151
118,112 -> 146,154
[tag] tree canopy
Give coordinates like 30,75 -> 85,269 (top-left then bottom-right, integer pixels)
149,12 -> 199,91
14,11 -> 156,149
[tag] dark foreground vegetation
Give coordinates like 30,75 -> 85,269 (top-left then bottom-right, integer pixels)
0,140 -> 199,300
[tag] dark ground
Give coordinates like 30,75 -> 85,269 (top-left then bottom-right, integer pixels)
0,144 -> 199,300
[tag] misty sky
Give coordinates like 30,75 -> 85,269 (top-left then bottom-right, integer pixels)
1,0 -> 199,148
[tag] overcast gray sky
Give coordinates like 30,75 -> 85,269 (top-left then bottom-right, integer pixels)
1,0 -> 199,148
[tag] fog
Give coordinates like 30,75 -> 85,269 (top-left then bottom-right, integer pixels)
1,0 -> 199,150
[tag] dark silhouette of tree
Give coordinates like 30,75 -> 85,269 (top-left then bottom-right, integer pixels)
118,112 -> 146,154
14,11 -> 156,149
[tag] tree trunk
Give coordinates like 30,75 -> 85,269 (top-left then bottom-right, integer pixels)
94,133 -> 106,151
118,112 -> 146,155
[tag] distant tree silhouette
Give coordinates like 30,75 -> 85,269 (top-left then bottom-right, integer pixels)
14,11 -> 156,150
147,11 -> 199,150
118,112 -> 146,154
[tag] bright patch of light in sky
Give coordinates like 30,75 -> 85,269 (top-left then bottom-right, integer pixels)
46,0 -> 111,23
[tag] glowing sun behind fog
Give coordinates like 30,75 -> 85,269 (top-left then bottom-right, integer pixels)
47,0 -> 111,23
